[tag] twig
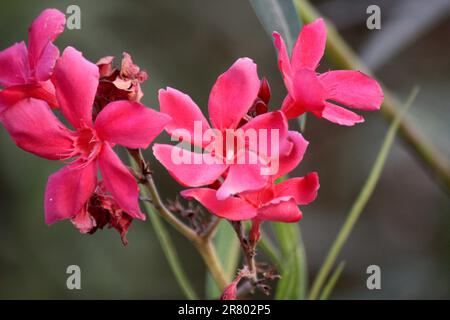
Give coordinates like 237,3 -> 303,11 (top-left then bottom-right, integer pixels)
128,148 -> 228,291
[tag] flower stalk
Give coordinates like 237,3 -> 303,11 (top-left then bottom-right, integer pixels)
127,148 -> 228,291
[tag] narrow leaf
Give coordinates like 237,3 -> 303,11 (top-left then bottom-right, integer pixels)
249,0 -> 301,52
319,261 -> 346,300
258,231 -> 282,267
273,222 -> 307,299
308,87 -> 420,300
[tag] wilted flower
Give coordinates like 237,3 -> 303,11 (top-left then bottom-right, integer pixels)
71,182 -> 134,245
95,52 -> 149,109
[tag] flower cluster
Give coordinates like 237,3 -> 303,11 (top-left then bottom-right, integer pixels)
0,9 -> 171,244
0,7 -> 383,258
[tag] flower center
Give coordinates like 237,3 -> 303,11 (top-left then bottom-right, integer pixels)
74,127 -> 101,161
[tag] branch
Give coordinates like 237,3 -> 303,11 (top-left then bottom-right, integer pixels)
128,148 -> 228,291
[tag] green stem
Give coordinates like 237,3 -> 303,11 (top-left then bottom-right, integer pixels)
308,88 -> 419,300
294,0 -> 450,194
297,227 -> 308,299
128,149 -> 228,293
140,199 -> 198,299
319,261 -> 346,300
194,238 -> 229,290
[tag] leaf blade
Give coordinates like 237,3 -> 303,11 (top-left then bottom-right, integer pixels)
308,87 -> 420,300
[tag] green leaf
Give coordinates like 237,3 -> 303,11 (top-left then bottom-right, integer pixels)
275,249 -> 299,299
205,220 -> 240,299
319,261 -> 346,300
249,0 -> 308,132
258,231 -> 282,267
308,87 -> 420,300
273,222 -> 308,299
249,0 -> 301,52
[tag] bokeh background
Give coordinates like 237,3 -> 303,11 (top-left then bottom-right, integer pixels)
0,0 -> 449,299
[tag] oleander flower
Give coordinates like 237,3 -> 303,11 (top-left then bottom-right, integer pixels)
180,129 -> 319,222
181,172 -> 319,222
0,9 -> 65,114
153,58 -> 299,200
273,18 -> 384,125
0,47 -> 171,225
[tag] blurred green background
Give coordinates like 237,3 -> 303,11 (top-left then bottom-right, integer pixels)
0,0 -> 449,299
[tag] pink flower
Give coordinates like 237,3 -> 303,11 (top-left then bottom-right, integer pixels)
181,172 -> 319,222
273,18 -> 384,126
0,47 -> 171,225
153,58 -> 301,200
220,275 -> 243,300
180,132 -> 319,222
0,9 -> 65,114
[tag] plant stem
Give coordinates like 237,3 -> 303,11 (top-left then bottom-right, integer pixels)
128,149 -> 228,292
308,88 -> 419,300
319,261 -> 346,300
128,149 -> 197,240
294,0 -> 450,194
194,238 -> 229,290
140,199 -> 199,299
231,221 -> 258,281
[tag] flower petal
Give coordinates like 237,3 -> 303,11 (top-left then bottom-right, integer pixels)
45,162 -> 97,225
291,18 -> 326,71
319,70 -> 383,110
208,58 -> 260,130
240,111 -> 289,159
274,172 -> 319,205
276,131 -> 309,179
153,144 -> 227,187
95,101 -> 171,149
28,8 -> 65,79
159,87 -> 211,147
181,188 -> 257,221
98,143 -> 145,220
0,98 -> 73,160
0,80 -> 57,114
321,102 -> 364,126
280,94 -> 303,119
290,68 -> 326,116
0,42 -> 30,87
216,152 -> 269,200
53,47 -> 99,129
257,197 -> 302,222
33,42 -> 60,82
272,32 -> 293,92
